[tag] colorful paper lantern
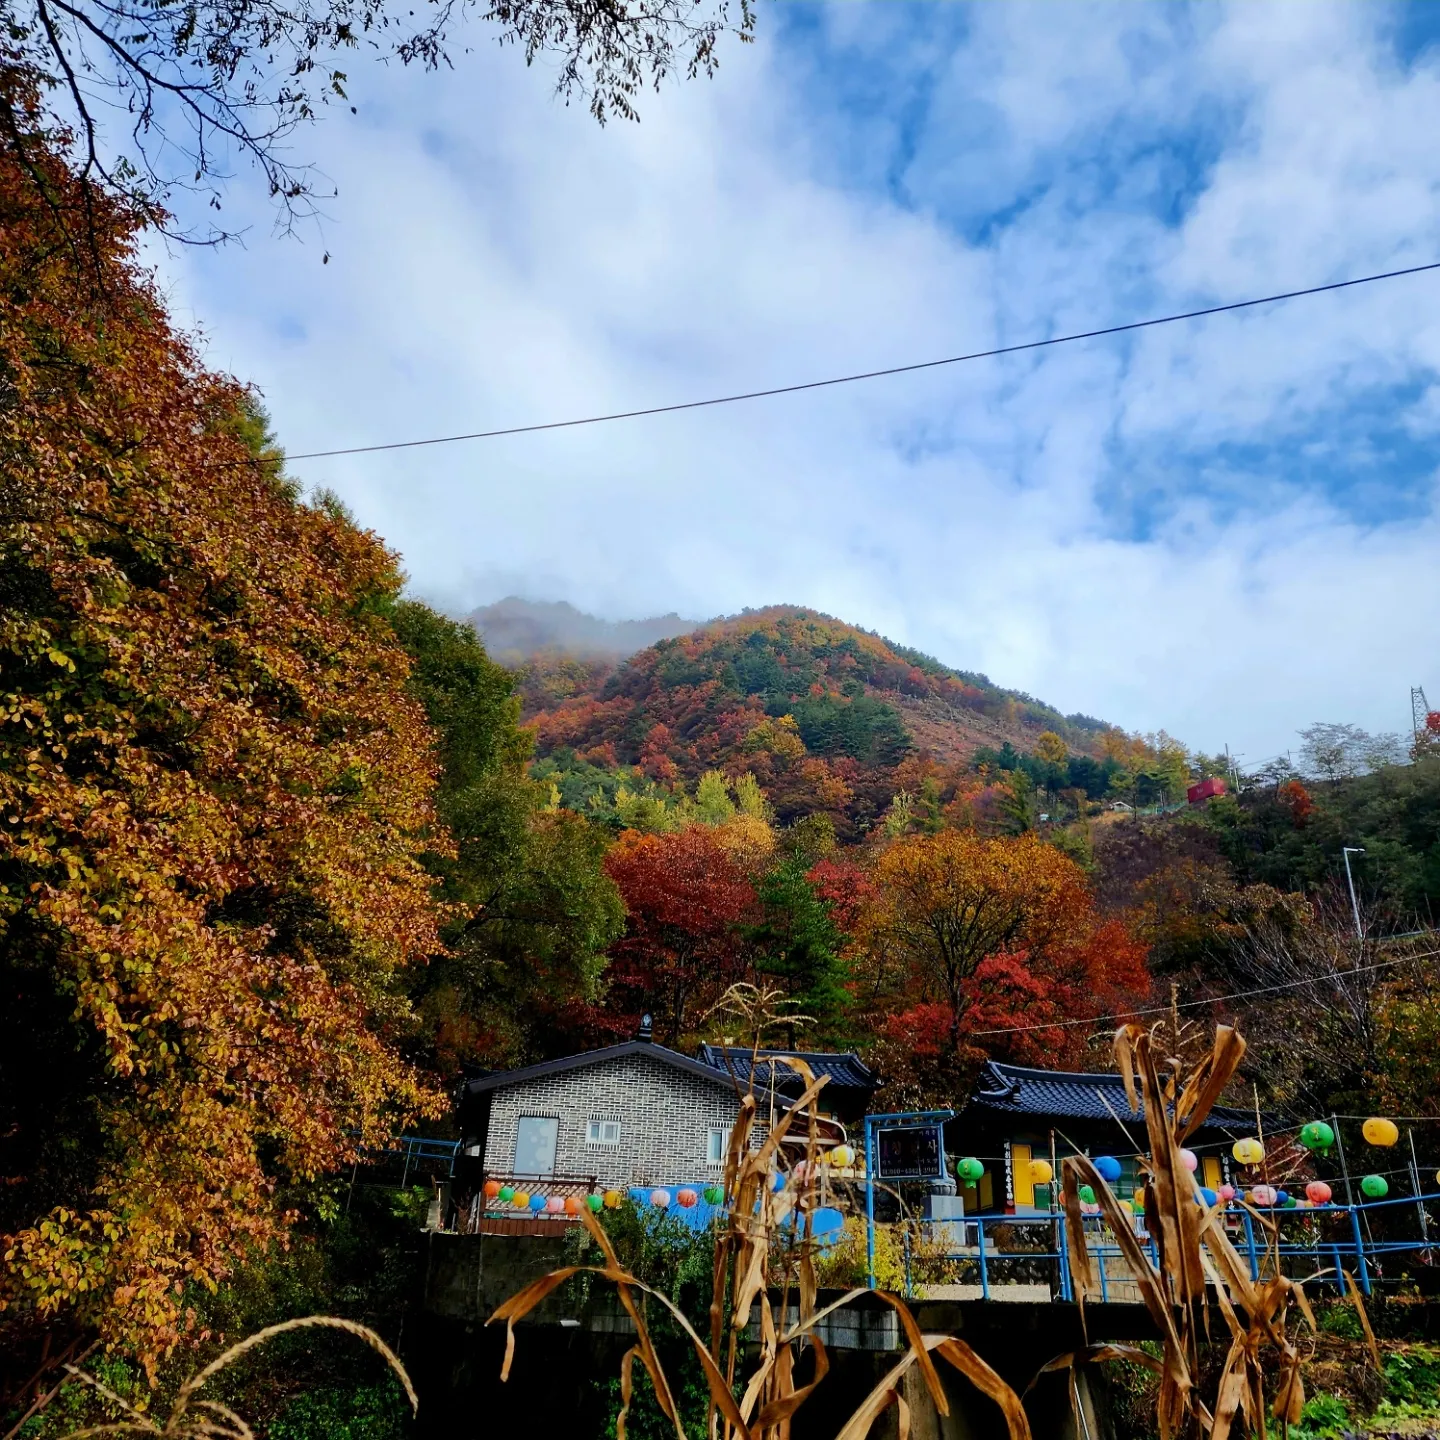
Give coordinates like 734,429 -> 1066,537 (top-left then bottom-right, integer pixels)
1250,1185 -> 1277,1207
564,1195 -> 583,1215
1094,1156 -> 1122,1183
1179,1149 -> 1198,1173
483,1179 -> 502,1200
1218,1184 -> 1236,1203
1078,1184 -> 1097,1205
677,1188 -> 698,1208
650,1188 -> 671,1208
513,1190 -> 531,1209
1198,1187 -> 1218,1207
498,1184 -> 515,1203
1028,1159 -> 1054,1185
587,1193 -> 604,1212
1232,1137 -> 1265,1166
1305,1181 -> 1332,1205
703,1185 -> 725,1205
956,1157 -> 985,1183
1275,1191 -> 1292,1208
1363,1117 -> 1399,1148
1361,1174 -> 1389,1199
1299,1121 -> 1334,1153
529,1193 -> 547,1212
603,1189 -> 623,1209
826,1145 -> 855,1168
545,1195 -> 565,1213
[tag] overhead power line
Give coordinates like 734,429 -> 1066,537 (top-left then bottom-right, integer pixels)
268,258 -> 1440,463
967,946 -> 1439,1038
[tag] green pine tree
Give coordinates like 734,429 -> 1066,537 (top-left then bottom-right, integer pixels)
750,857 -> 852,1047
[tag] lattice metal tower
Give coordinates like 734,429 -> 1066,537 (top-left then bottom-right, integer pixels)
1416,686 -> 1437,739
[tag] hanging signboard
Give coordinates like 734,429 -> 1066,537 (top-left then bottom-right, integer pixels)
875,1124 -> 946,1181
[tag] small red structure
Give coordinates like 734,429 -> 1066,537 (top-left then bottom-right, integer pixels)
1187,776 -> 1227,806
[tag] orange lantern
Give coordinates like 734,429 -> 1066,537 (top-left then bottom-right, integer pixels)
1362,1117 -> 1399,1147
483,1179 -> 502,1199
564,1195 -> 583,1215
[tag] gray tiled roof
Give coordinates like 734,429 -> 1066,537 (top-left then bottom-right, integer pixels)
695,1046 -> 876,1092
969,1061 -> 1256,1131
461,1040 -> 762,1097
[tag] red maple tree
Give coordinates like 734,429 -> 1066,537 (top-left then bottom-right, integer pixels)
602,827 -> 758,1045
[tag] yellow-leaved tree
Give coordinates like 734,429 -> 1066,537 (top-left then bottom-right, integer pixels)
0,100 -> 445,1372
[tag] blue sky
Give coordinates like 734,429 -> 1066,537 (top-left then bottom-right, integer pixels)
161,1 -> 1440,765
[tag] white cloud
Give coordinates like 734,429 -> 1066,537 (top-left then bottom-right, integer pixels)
161,1 -> 1440,762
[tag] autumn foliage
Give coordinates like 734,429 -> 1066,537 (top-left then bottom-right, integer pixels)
524,607 -> 1109,835
858,832 -> 1149,1102
601,826 -> 759,1044
0,116 -> 444,1361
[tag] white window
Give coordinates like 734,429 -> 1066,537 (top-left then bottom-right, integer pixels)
586,1118 -> 622,1146
707,1127 -> 729,1164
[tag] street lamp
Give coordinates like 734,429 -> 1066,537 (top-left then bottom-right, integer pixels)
1342,847 -> 1365,942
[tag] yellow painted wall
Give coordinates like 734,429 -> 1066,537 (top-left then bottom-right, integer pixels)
1012,1143 -> 1034,1207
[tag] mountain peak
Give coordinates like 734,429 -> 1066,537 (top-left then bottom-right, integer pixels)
466,596 -> 701,663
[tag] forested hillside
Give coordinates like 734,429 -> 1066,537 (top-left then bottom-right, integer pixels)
520,605 -> 1120,835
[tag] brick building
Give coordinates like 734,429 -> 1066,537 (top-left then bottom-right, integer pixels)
454,1027 -> 868,1201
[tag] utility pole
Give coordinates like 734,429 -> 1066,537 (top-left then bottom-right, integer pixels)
1342,847 -> 1365,942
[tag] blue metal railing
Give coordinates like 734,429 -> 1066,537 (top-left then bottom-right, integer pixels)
891,1190 -> 1440,1301
357,1134 -> 461,1187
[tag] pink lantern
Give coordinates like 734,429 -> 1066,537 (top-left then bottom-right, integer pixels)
1250,1185 -> 1278,1207
676,1188 -> 698,1208
650,1188 -> 671,1208
545,1195 -> 565,1213
1179,1149 -> 1198,1173
791,1161 -> 809,1185
1306,1180 -> 1332,1206
1217,1184 -> 1236,1203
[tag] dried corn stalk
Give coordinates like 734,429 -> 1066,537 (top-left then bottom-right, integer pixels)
1059,1022 -> 1356,1440
45,1317 -> 415,1440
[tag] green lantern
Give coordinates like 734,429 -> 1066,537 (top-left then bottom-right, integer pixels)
956,1157 -> 985,1184
703,1185 -> 725,1206
498,1185 -> 515,1202
1361,1174 -> 1389,1199
586,1193 -> 604,1212
1078,1184 -> 1097,1206
1299,1121 -> 1335,1153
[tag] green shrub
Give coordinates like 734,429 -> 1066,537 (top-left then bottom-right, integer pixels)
1382,1345 -> 1440,1405
266,1380 -> 410,1440
1315,1302 -> 1363,1340
1293,1392 -> 1349,1438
